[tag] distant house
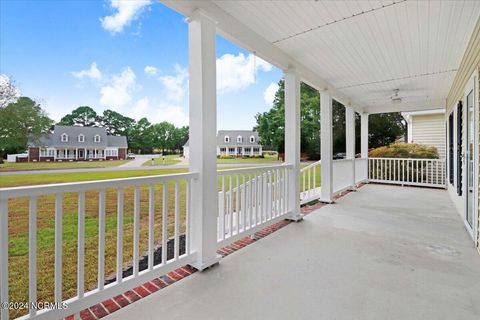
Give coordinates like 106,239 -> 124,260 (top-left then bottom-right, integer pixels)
23,125 -> 128,162
402,109 -> 446,158
183,130 -> 263,159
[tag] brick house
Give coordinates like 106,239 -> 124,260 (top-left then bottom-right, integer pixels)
26,125 -> 128,162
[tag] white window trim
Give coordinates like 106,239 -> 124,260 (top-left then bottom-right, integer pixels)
61,133 -> 68,142
224,135 -> 230,143
250,135 -> 255,143
94,134 -> 101,143
78,134 -> 85,142
237,135 -> 243,143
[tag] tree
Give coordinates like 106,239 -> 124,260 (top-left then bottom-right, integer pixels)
256,78 -> 406,159
152,122 -> 177,153
0,74 -> 21,109
128,118 -> 154,154
369,113 -> 406,148
172,126 -> 189,152
58,106 -> 98,127
100,109 -> 134,136
0,97 -> 53,155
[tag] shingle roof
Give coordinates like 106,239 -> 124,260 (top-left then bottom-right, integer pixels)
183,130 -> 261,147
217,130 -> 260,146
28,125 -> 127,148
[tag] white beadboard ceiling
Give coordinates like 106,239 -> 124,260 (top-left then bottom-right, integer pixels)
162,0 -> 480,113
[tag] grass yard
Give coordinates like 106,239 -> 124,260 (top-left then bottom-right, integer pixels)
216,154 -> 280,164
2,164 -> 319,318
0,159 -> 131,172
142,154 -> 182,166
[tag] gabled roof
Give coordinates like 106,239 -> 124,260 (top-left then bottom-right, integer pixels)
217,130 -> 260,146
183,130 -> 261,147
28,125 -> 127,148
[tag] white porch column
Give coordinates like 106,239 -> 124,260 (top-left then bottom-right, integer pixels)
346,106 -> 356,190
320,91 -> 333,203
187,10 -> 220,270
75,148 -> 78,160
284,69 -> 302,221
361,113 -> 369,158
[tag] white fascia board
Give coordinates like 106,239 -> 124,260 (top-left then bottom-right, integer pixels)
401,108 -> 446,117
161,0 -> 364,113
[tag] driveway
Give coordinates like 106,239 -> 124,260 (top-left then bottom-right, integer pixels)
119,154 -> 153,168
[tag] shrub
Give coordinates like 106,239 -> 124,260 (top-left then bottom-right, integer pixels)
218,154 -> 235,159
369,142 -> 439,159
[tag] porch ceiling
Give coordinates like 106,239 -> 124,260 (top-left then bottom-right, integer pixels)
162,0 -> 480,114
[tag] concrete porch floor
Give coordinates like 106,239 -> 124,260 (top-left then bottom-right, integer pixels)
106,184 -> 480,320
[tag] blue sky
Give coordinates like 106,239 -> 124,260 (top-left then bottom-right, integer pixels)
0,0 -> 283,129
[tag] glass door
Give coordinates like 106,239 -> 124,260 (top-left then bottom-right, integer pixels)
466,89 -> 474,229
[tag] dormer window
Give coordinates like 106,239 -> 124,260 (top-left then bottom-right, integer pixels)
250,136 -> 255,143
78,134 -> 85,142
224,135 -> 230,143
237,136 -> 243,143
61,133 -> 68,142
94,134 -> 101,143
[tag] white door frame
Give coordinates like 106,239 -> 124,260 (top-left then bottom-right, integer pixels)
463,72 -> 478,240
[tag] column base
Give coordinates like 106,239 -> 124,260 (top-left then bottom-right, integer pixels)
347,186 -> 357,191
189,254 -> 221,272
286,213 -> 304,222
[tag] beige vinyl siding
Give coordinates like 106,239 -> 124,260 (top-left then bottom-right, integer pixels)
411,114 -> 446,159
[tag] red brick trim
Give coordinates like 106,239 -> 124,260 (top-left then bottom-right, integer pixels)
65,186 -> 360,319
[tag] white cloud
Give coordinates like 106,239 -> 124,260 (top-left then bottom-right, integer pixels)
100,0 -> 152,34
217,53 -> 272,94
100,67 -> 136,108
134,97 -> 188,127
264,82 -> 279,107
159,64 -> 188,103
0,74 -> 21,108
144,65 -> 158,76
71,62 -> 102,81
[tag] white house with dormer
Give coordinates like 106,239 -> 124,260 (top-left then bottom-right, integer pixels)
183,130 -> 263,159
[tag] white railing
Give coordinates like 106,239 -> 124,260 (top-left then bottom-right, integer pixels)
217,164 -> 291,248
368,158 -> 446,188
300,160 -> 321,205
0,172 -> 197,320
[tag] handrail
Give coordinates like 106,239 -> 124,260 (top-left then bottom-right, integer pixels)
300,160 -> 321,172
0,172 -> 199,199
217,163 -> 292,175
369,157 -> 444,161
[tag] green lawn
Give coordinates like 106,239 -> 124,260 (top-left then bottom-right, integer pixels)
0,159 -> 131,172
216,154 -> 280,164
142,154 -> 182,166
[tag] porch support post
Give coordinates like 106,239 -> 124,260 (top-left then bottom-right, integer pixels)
361,113 -> 369,158
361,113 -> 369,183
346,106 -> 356,190
320,91 -> 334,203
187,10 -> 220,270
284,69 -> 303,221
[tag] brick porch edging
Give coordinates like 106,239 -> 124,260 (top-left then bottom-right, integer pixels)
65,187 -> 359,320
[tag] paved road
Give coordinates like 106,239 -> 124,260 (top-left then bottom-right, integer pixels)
0,162 -> 279,176
119,155 -> 153,168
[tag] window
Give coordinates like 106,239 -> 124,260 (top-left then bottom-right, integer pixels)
94,135 -> 101,143
250,136 -> 255,143
244,147 -> 251,153
220,147 -> 226,154
78,134 -> 85,142
106,149 -> 118,157
253,147 -> 260,155
224,136 -> 230,143
228,147 -> 235,154
61,133 -> 68,142
237,136 -> 243,143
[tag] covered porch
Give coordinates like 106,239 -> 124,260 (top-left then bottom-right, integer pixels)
107,184 -> 480,320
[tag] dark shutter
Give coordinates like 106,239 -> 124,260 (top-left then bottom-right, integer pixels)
456,101 -> 463,196
448,113 -> 454,184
